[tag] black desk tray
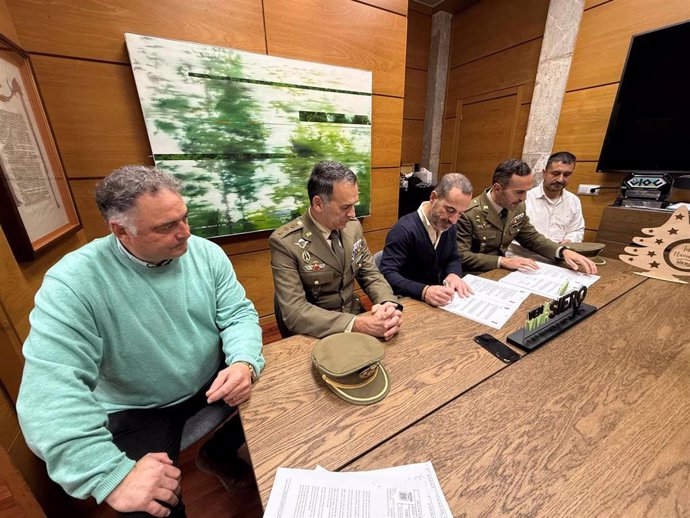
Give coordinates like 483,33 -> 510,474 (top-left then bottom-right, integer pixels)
507,303 -> 597,352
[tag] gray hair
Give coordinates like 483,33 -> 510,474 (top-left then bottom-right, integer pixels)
95,165 -> 182,232
435,173 -> 472,198
307,161 -> 358,204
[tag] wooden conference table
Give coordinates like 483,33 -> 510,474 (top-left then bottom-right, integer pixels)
240,260 -> 688,514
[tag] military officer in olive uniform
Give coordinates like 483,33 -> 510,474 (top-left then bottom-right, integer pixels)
270,161 -> 402,339
456,159 -> 597,274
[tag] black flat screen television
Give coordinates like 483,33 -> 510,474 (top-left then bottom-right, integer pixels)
597,20 -> 690,175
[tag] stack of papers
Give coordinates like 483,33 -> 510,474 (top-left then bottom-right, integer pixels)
263,461 -> 452,518
439,274 -> 531,329
499,261 -> 600,299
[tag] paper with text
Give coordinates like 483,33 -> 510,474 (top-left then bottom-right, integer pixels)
264,462 -> 452,518
498,261 -> 599,299
439,274 -> 530,329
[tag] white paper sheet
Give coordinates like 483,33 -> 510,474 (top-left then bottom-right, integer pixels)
498,261 -> 600,299
264,462 -> 452,518
439,274 -> 530,329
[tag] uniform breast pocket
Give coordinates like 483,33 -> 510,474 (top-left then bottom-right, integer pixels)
476,231 -> 497,249
506,224 -> 521,238
302,270 -> 336,299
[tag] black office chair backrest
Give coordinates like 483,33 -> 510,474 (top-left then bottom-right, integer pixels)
274,294 -> 294,339
373,250 -> 383,270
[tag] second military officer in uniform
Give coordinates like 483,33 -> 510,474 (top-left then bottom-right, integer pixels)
270,161 -> 402,339
456,158 -> 597,275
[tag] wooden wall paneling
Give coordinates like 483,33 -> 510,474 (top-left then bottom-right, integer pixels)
372,95 -> 404,168
401,119 -> 424,164
514,102 -> 530,158
450,0 -> 549,68
230,249 -> 273,317
451,92 -> 518,189
0,301 -> 23,403
69,179 -> 108,241
0,0 -> 21,47
362,228 -> 388,254
438,163 -> 452,175
362,167 -> 400,232
584,229 -> 597,242
445,38 -> 542,117
440,117 -> 455,164
403,68 -> 427,120
6,0 -> 266,62
0,229 -> 87,343
0,445 -> 46,518
263,0 -> 407,97
584,0 -> 611,9
0,388 -> 19,451
565,161 -> 621,231
355,0 -> 407,16
506,85 -> 524,157
31,56 -> 152,179
552,84 -> 617,161
409,0 -> 432,15
567,0 -> 690,91
406,8 -> 432,70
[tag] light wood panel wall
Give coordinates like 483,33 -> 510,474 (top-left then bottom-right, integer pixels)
553,0 -> 690,235
400,1 -> 431,166
0,1 -> 408,513
438,0 -> 547,184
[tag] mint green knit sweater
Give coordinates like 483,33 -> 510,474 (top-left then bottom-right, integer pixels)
17,234 -> 263,503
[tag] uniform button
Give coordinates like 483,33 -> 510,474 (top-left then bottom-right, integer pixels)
314,280 -> 319,285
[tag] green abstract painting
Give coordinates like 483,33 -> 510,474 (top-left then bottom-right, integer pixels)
125,33 -> 372,238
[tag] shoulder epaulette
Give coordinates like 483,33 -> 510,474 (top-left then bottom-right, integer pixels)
273,218 -> 303,238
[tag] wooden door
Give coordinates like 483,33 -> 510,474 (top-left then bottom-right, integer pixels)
450,86 -> 525,190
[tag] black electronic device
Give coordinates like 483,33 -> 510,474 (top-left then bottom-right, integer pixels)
597,20 -> 690,177
474,334 -> 521,364
614,172 -> 674,208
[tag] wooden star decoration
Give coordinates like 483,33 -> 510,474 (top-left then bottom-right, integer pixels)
668,228 -> 679,235
649,261 -> 660,268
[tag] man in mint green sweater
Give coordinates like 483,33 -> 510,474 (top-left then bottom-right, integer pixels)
17,166 -> 264,518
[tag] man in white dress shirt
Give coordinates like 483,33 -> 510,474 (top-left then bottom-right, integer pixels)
508,151 -> 585,262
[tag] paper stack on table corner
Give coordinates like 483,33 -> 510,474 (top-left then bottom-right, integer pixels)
263,461 -> 452,518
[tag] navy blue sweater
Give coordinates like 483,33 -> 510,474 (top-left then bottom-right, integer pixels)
380,212 -> 463,300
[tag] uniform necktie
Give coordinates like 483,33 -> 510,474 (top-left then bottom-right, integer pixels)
329,230 -> 345,268
499,208 -> 508,225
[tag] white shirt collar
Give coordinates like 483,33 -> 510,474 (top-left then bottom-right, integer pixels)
116,237 -> 173,268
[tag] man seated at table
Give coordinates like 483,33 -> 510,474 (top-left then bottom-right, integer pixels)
17,166 -> 264,518
380,173 -> 474,307
270,161 -> 402,340
456,158 -> 597,274
508,151 -> 585,262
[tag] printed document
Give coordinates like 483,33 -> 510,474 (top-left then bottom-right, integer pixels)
439,274 -> 530,329
264,461 -> 452,518
499,261 -> 599,299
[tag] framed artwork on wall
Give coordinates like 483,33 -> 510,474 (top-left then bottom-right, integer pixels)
0,35 -> 79,262
125,33 -> 372,239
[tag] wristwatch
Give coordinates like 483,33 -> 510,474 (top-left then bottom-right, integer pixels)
236,361 -> 257,382
556,246 -> 571,260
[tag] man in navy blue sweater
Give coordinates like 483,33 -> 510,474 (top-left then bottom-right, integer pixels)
380,173 -> 474,306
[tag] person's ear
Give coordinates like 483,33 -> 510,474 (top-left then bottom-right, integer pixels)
430,191 -> 439,204
312,195 -> 325,212
110,221 -> 129,241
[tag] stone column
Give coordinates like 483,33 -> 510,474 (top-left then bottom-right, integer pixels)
421,11 -> 452,182
522,0 -> 585,183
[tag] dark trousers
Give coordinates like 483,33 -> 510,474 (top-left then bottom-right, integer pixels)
106,374 -> 245,518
